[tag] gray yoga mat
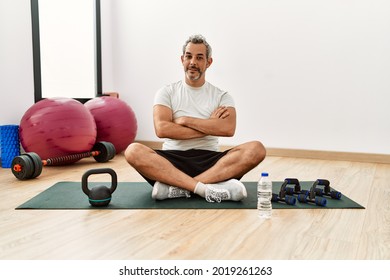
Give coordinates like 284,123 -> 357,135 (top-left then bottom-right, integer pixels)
16,181 -> 364,210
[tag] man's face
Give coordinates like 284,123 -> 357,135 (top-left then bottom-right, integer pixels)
181,43 -> 212,83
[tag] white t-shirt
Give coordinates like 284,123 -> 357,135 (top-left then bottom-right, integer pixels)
154,80 -> 235,151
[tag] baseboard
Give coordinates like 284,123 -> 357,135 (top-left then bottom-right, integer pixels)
264,148 -> 390,164
135,140 -> 390,164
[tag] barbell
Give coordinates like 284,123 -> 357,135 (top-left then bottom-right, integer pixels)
11,141 -> 116,180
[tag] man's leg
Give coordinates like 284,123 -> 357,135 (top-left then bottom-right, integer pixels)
124,141 -> 264,202
124,143 -> 198,191
194,141 -> 266,184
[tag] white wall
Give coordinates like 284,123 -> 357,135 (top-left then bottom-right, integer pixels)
1,0 -> 390,155
0,0 -> 35,125
0,0 -> 115,121
111,0 -> 390,154
100,0 -> 115,91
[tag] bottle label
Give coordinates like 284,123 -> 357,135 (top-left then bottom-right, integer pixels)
258,191 -> 272,209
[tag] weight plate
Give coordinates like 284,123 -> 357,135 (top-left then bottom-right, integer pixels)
93,141 -> 115,163
106,142 -> 116,160
25,152 -> 43,179
11,155 -> 34,180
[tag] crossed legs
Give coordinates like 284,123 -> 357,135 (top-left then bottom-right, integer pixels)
124,141 -> 266,192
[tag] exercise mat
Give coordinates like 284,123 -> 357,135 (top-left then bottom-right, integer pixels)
16,181 -> 364,210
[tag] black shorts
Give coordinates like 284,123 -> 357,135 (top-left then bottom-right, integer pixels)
142,149 -> 241,186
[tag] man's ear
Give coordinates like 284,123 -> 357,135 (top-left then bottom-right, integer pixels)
207,57 -> 213,68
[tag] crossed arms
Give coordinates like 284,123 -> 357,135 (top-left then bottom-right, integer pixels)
153,105 -> 236,140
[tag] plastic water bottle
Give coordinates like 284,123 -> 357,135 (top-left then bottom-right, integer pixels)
258,172 -> 272,219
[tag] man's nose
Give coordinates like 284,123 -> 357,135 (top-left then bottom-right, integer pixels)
190,58 -> 197,65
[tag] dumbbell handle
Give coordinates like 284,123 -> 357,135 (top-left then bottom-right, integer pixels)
42,151 -> 101,166
316,179 -> 330,186
285,178 -> 300,185
82,168 -> 118,196
285,187 -> 309,196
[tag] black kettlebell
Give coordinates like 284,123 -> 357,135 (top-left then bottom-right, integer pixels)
82,168 -> 118,207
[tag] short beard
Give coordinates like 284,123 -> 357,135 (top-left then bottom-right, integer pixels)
185,68 -> 203,81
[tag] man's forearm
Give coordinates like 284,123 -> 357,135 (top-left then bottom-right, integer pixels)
175,116 -> 235,137
154,120 -> 206,140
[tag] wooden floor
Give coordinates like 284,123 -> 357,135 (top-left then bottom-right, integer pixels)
0,153 -> 389,260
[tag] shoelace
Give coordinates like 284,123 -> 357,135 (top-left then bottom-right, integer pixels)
205,186 -> 229,203
168,187 -> 191,198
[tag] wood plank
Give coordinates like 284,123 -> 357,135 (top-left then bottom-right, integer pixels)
0,153 -> 388,259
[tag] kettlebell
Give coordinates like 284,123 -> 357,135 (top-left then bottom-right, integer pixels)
82,168 -> 118,207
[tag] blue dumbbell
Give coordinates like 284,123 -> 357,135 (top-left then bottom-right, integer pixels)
272,193 -> 296,205
297,193 -> 327,206
283,178 -> 310,197
313,179 -> 342,200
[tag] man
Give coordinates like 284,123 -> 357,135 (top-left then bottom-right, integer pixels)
125,34 -> 266,203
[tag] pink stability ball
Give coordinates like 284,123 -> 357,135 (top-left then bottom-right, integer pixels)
84,96 -> 137,153
19,98 -> 97,160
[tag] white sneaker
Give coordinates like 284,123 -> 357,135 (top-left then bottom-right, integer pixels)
152,181 -> 191,200
205,179 -> 247,203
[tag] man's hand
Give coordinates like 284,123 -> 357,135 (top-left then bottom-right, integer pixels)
210,106 -> 230,119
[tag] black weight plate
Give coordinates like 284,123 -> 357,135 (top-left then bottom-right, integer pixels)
106,142 -> 116,160
25,152 -> 43,179
11,155 -> 34,180
98,141 -> 116,160
93,141 -> 115,163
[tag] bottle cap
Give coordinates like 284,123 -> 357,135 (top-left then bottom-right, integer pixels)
261,172 -> 269,177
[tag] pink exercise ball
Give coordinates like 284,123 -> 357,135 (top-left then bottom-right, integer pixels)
19,98 -> 97,161
84,96 -> 137,153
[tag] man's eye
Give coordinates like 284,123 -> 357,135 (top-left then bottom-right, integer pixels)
185,55 -> 192,59
197,56 -> 203,60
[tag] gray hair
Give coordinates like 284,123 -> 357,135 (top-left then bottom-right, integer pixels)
182,34 -> 212,59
